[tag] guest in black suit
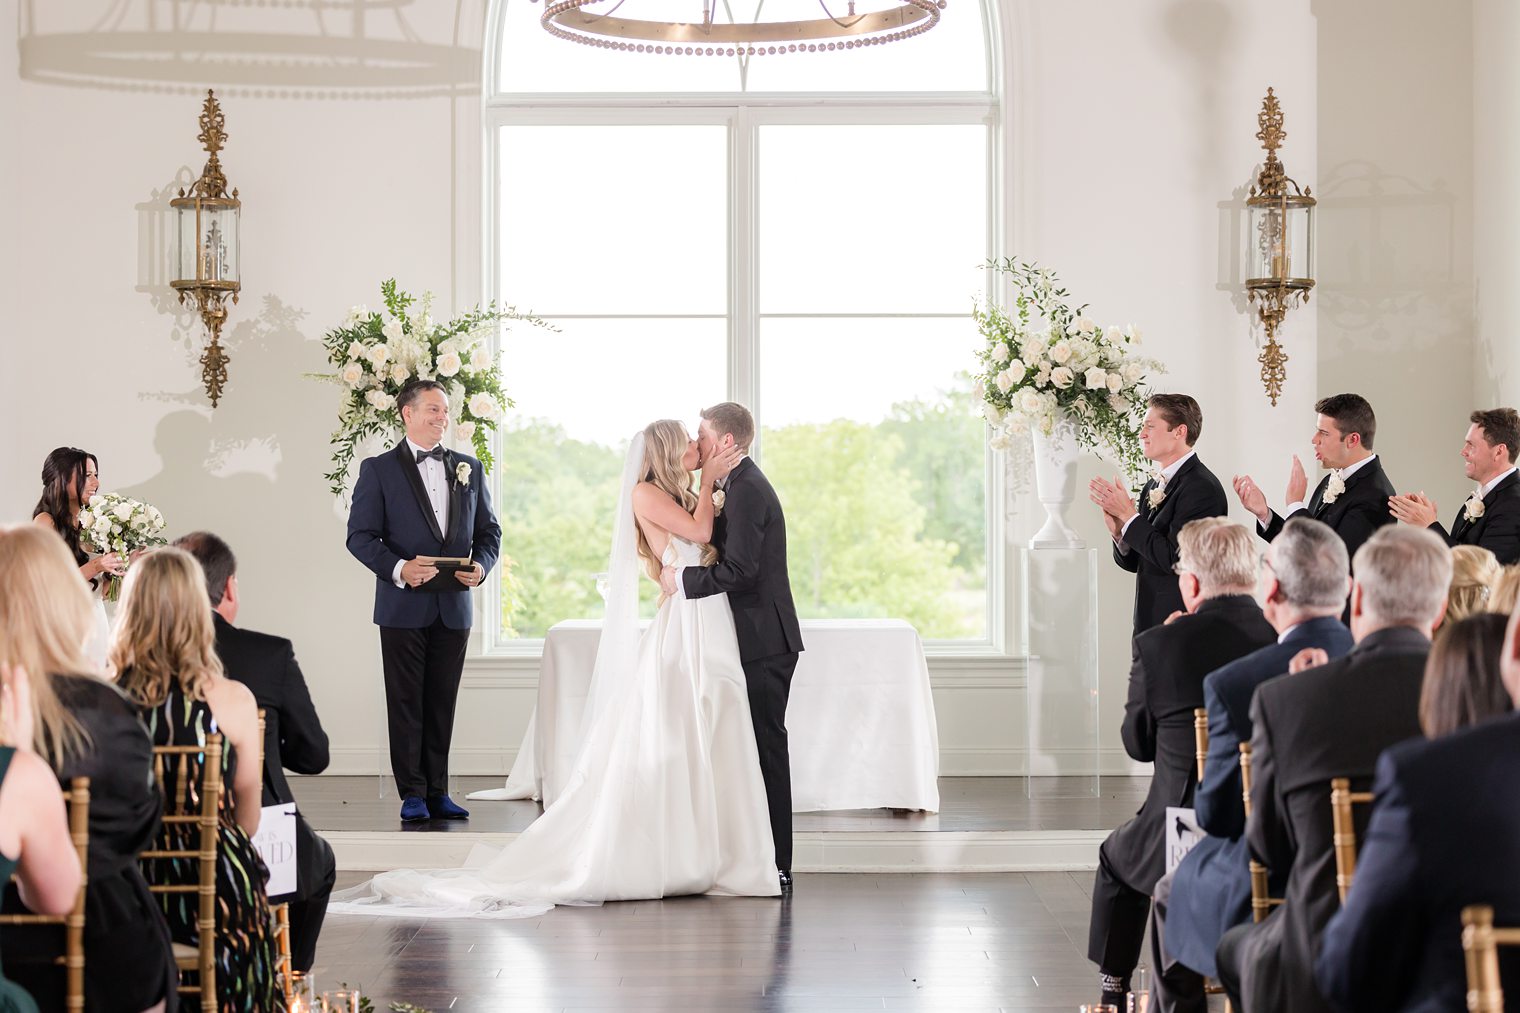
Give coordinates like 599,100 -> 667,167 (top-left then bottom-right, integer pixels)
1146,518 -> 1354,1013
1235,393 -> 1397,571
1215,525 -> 1452,1013
1086,519 -> 1277,1008
662,402 -> 804,891
1314,605 -> 1520,1012
175,531 -> 334,974
1090,393 -> 1229,636
1390,407 -> 1520,565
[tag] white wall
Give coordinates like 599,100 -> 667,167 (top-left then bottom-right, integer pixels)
1474,0 -> 1520,408
0,0 -> 1485,780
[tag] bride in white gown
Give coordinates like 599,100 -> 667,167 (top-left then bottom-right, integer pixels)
331,420 -> 780,918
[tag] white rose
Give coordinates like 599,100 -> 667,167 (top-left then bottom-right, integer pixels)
469,346 -> 493,372
972,382 -> 986,401
1004,413 -> 1030,437
437,339 -> 459,357
995,370 -> 1016,394
1018,388 -> 1044,414
1125,325 -> 1142,346
454,420 -> 476,444
1107,373 -> 1124,394
982,404 -> 1003,425
1006,358 -> 1028,384
390,363 -> 411,385
1104,325 -> 1124,345
365,344 -> 389,370
1073,315 -> 1096,335
1084,367 -> 1108,391
365,389 -> 395,411
346,305 -> 368,326
346,340 -> 366,360
1108,393 -> 1130,412
436,350 -> 462,378
991,343 -> 1010,364
1048,341 -> 1073,365
1051,366 -> 1075,390
112,502 -> 134,521
341,361 -> 366,387
988,432 -> 1011,452
1024,335 -> 1048,362
468,392 -> 500,421
1122,362 -> 1145,385
382,318 -> 405,343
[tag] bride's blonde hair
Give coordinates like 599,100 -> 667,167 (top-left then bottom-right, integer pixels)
110,547 -> 224,708
635,420 -> 719,583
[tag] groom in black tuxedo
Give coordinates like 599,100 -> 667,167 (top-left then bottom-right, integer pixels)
661,402 -> 804,891
1389,407 -> 1520,564
347,378 -> 501,822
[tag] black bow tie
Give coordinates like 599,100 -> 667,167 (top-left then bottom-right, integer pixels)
414,446 -> 445,464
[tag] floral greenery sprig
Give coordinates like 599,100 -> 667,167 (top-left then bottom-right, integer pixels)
317,279 -> 555,498
972,258 -> 1164,485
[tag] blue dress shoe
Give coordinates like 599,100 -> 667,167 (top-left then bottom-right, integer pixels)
427,795 -> 470,820
399,795 -> 430,822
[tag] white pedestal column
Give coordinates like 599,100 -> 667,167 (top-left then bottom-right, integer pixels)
1022,547 -> 1100,798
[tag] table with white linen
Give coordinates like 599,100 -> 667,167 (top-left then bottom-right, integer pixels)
472,618 -> 940,813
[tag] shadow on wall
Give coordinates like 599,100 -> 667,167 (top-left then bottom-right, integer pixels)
17,1 -> 481,99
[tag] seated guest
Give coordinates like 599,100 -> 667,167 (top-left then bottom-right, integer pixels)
1087,519 -> 1277,1008
111,549 -> 286,1013
1149,518 -> 1354,1013
1494,563 -> 1520,615
0,665 -> 84,1013
174,531 -> 334,974
1315,601 -> 1520,1011
1215,525 -> 1450,1013
1390,408 -> 1520,564
0,526 -> 176,1013
1418,611 -> 1513,738
1445,545 -> 1501,622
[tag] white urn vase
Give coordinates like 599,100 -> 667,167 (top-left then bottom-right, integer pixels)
1029,412 -> 1085,549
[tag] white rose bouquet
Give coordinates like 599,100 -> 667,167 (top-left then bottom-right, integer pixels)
77,493 -> 168,602
316,279 -> 554,497
973,259 -> 1164,484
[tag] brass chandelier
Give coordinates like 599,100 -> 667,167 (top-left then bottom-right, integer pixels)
535,0 -> 946,55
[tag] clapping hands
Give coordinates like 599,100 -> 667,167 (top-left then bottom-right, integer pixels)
1389,492 -> 1439,528
1089,476 -> 1137,525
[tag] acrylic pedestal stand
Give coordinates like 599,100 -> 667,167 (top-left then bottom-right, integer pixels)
1022,547 -> 1101,798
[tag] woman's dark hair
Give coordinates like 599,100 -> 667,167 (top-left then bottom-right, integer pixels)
1420,611 -> 1514,739
32,447 -> 97,568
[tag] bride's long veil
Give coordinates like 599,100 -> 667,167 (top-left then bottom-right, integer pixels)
578,431 -> 645,741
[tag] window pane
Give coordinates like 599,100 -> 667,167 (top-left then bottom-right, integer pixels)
496,0 -> 988,94
500,317 -> 727,639
758,124 -> 987,313
499,126 -> 727,315
758,315 -> 986,640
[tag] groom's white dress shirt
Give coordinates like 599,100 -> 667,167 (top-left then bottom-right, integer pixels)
1478,466 -> 1518,499
1116,450 -> 1195,549
1283,453 -> 1378,515
391,437 -> 450,588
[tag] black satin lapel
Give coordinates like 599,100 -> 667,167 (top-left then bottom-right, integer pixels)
397,444 -> 445,543
1308,474 -> 1330,516
445,450 -> 462,543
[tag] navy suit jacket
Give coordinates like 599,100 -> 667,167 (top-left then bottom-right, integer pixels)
1316,712 -> 1520,1013
346,442 -> 501,630
1167,616 -> 1355,976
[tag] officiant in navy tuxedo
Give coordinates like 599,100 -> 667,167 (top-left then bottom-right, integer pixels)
347,378 -> 501,822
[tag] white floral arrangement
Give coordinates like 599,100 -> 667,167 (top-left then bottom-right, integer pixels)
77,493 -> 167,601
318,279 -> 553,497
973,259 -> 1163,484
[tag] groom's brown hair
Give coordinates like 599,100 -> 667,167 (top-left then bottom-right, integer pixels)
700,402 -> 755,452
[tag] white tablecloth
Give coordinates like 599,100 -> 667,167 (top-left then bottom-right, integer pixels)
471,618 -> 940,813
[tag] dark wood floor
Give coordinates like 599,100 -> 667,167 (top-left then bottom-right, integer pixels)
294,776 -> 1151,835
314,872 -> 1132,1012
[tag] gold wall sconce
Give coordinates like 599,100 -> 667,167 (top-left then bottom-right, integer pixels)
171,89 -> 241,407
1245,87 -> 1315,406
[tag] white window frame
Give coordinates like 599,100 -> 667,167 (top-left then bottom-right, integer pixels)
480,0 -> 1011,660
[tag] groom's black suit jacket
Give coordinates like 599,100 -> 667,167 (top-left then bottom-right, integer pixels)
682,457 -> 804,663
1112,454 -> 1228,635
1428,469 -> 1520,564
1259,456 -> 1397,565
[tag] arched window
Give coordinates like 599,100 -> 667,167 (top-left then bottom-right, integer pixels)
485,0 -> 1002,651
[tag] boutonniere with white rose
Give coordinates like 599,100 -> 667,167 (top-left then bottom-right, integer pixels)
1464,493 -> 1486,522
1323,471 -> 1347,504
1148,486 -> 1166,510
712,489 -> 726,516
455,461 -> 472,489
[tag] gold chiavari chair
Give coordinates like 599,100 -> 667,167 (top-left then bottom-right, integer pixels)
1239,742 -> 1282,923
1329,777 -> 1375,904
145,734 -> 223,1013
1193,707 -> 1208,782
0,778 -> 91,1011
256,709 -> 296,1008
1462,905 -> 1520,1013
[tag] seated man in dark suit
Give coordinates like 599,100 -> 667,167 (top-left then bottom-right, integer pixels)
1314,599 -> 1520,1012
1389,407 -> 1520,565
1147,518 -> 1354,1013
1087,519 -> 1277,1008
1215,525 -> 1452,1013
174,531 -> 334,973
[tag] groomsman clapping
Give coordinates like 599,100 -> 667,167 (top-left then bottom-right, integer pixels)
1388,407 -> 1520,564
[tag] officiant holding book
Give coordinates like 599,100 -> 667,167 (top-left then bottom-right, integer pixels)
347,378 -> 501,822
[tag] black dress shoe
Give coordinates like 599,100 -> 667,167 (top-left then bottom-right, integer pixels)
778,870 -> 793,893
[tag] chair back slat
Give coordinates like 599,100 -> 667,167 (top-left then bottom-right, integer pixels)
1239,743 -> 1283,924
0,778 -> 91,1010
1461,905 -> 1520,1013
147,733 -> 223,1013
1193,708 -> 1208,782
1329,777 -> 1376,903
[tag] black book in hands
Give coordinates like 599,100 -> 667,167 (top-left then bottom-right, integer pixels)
412,556 -> 475,593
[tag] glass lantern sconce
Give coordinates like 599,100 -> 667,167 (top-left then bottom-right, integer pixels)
1244,87 -> 1315,406
170,90 -> 241,407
